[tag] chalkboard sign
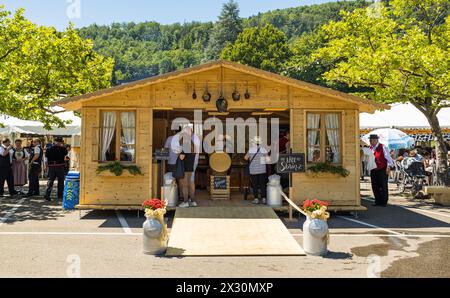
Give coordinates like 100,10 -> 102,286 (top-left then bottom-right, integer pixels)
155,149 -> 170,161
213,176 -> 228,190
277,154 -> 306,173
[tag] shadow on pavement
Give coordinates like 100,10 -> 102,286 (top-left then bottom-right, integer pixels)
280,200 -> 450,231
0,197 -> 64,224
323,251 -> 353,260
79,210 -> 175,229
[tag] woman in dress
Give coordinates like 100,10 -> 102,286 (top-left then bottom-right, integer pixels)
11,139 -> 29,195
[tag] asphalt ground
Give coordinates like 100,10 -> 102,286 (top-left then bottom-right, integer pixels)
0,180 -> 449,278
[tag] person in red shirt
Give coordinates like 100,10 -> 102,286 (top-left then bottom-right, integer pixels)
278,130 -> 290,154
369,135 -> 394,207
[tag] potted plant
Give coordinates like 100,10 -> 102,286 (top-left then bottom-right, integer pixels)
96,161 -> 143,177
307,163 -> 350,178
302,199 -> 330,256
142,199 -> 168,255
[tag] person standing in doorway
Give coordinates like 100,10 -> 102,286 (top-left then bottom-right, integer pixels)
369,135 -> 394,207
44,137 -> 68,202
11,139 -> 29,195
177,126 -> 200,208
26,139 -> 43,197
277,130 -> 290,190
245,136 -> 269,205
0,139 -> 18,197
164,132 -> 179,174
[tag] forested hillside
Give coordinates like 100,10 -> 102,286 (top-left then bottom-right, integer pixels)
77,1 -> 370,84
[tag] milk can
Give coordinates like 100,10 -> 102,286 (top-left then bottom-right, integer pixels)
303,217 -> 329,256
267,175 -> 282,206
143,216 -> 167,255
162,173 -> 178,207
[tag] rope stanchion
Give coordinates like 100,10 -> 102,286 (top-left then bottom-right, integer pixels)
280,190 -> 307,218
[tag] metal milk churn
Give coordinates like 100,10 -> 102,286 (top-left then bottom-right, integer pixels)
143,217 -> 166,255
303,217 -> 329,256
267,175 -> 282,206
162,173 -> 178,207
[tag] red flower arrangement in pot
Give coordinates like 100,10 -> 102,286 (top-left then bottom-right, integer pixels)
303,199 -> 330,221
143,199 -> 166,212
142,199 -> 168,253
302,199 -> 330,256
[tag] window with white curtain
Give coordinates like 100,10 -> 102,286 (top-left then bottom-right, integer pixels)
100,111 -> 136,163
306,112 -> 341,164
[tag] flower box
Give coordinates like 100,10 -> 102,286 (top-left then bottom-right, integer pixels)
305,171 -> 346,178
96,171 -> 136,178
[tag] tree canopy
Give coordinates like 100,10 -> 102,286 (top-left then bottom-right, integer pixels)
77,1 -> 367,84
221,24 -> 291,73
0,7 -> 113,128
312,0 -> 450,184
205,0 -> 243,61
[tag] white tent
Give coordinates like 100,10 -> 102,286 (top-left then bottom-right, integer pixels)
360,103 -> 450,128
0,112 -> 81,139
0,111 -> 81,127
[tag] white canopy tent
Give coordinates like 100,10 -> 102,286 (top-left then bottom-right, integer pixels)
0,112 -> 81,142
360,103 -> 450,129
0,111 -> 81,127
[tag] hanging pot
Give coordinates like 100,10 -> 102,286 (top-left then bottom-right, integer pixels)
232,90 -> 241,101
245,90 -> 251,100
192,82 -> 198,100
203,91 -> 211,102
216,95 -> 228,113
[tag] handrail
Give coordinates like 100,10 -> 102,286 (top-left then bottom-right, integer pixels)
280,190 -> 307,217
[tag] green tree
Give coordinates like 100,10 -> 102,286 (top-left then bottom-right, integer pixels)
205,0 -> 243,61
221,24 -> 291,73
0,7 -> 114,128
312,0 -> 450,185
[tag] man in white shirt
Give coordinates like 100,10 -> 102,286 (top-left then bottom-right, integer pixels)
369,135 -> 394,207
0,139 -> 18,197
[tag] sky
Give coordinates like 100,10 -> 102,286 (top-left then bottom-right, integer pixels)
1,0 -> 332,30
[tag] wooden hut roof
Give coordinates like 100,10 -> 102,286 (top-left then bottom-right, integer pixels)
52,60 -> 389,113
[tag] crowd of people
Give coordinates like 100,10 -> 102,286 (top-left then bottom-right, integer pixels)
0,137 -> 72,201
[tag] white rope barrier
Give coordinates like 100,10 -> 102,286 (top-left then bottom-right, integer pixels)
280,190 -> 307,217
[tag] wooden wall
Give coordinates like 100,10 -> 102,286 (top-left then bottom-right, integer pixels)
77,66 -> 362,208
79,90 -> 154,206
290,98 -> 361,207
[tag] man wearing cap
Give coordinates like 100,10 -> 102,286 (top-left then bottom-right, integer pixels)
44,137 -> 68,201
369,134 -> 394,207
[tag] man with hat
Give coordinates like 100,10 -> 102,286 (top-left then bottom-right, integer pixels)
369,134 -> 394,207
44,137 -> 68,201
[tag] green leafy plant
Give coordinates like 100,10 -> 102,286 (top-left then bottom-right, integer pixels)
307,162 -> 350,177
96,161 -> 143,176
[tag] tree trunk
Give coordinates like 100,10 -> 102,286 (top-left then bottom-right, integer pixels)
426,113 -> 449,186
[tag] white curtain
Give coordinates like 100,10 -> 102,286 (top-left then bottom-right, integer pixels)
121,112 -> 136,161
307,114 -> 321,162
325,114 -> 340,163
121,112 -> 136,145
101,112 -> 117,162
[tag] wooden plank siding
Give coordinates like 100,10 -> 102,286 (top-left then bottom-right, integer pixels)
75,65 -> 364,210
